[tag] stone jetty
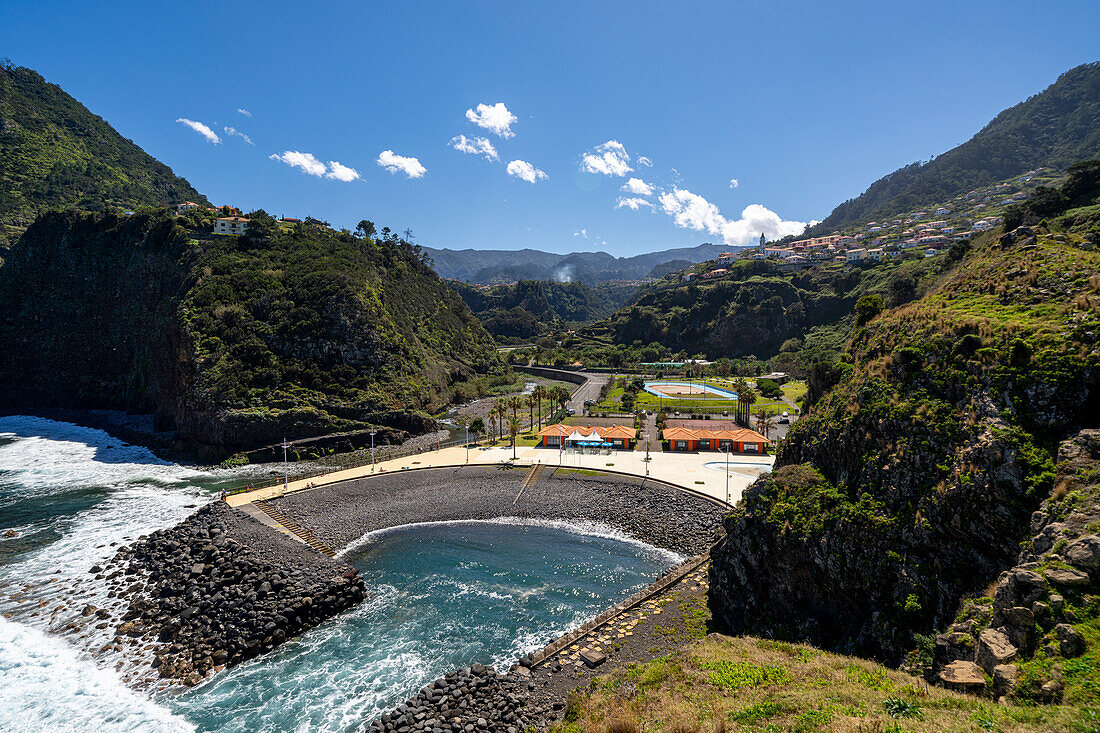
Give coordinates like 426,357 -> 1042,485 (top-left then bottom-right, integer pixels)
99,501 -> 365,686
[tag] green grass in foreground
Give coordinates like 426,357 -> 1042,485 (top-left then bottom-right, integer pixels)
551,635 -> 1099,733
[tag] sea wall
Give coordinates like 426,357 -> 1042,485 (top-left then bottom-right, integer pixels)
269,465 -> 725,556
99,501 -> 365,686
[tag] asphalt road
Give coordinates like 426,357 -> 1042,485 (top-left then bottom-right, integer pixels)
568,374 -> 609,413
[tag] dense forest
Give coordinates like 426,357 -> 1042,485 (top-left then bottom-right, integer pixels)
808,62 -> 1100,232
449,279 -> 638,341
0,61 -> 207,251
0,209 -> 506,458
585,255 -> 952,370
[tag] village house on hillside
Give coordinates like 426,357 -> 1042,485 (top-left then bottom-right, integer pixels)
214,216 -> 250,236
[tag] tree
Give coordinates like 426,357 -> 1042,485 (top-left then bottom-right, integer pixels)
621,390 -> 636,412
508,417 -> 521,459
754,408 -> 771,440
355,219 -> 376,240
469,417 -> 485,437
527,393 -> 537,430
855,293 -> 885,326
244,209 -> 277,241
532,385 -> 546,428
488,413 -> 497,444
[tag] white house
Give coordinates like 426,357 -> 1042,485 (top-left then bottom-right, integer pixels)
214,217 -> 250,236
846,248 -> 868,263
176,201 -> 204,215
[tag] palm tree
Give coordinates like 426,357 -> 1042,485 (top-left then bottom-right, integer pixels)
552,385 -> 570,419
532,385 -> 546,428
488,413 -> 497,445
508,395 -> 522,424
508,417 -> 521,459
494,400 -> 507,441
754,408 -> 771,440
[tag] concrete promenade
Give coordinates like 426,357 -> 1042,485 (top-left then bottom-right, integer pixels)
226,442 -> 773,509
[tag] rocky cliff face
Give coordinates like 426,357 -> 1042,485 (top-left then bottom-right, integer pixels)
923,429 -> 1100,703
710,228 -> 1099,664
0,210 -> 507,459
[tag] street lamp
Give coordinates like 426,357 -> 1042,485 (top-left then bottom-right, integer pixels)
464,421 -> 470,464
282,437 -> 290,490
370,429 -> 377,473
644,432 -> 650,477
724,443 -> 731,507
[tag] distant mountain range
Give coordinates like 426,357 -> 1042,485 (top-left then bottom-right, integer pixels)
0,61 -> 208,250
807,61 -> 1100,234
423,242 -> 733,284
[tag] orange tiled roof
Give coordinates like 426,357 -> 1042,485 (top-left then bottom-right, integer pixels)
537,424 -> 635,440
661,426 -> 770,444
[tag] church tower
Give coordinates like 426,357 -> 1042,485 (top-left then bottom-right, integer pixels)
758,232 -> 766,253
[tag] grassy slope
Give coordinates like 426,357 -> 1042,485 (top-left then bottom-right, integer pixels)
0,63 -> 207,248
552,634 -> 1098,733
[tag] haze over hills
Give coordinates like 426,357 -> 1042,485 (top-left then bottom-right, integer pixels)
0,61 -> 208,251
423,242 -> 733,284
807,61 -> 1100,234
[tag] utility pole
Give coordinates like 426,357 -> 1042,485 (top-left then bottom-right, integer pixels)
282,438 -> 289,490
725,443 -> 731,506
644,432 -> 650,477
465,421 -> 470,464
370,429 -> 377,473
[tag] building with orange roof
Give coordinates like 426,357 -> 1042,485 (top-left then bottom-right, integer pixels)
537,424 -> 636,450
662,426 -> 770,453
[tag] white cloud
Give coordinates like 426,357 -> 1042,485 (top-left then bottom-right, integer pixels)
581,140 -> 633,176
729,178 -> 739,189
223,126 -> 253,145
269,150 -> 327,176
176,118 -> 221,144
377,150 -> 426,178
637,156 -> 653,167
325,160 -> 360,182
269,151 -> 361,181
506,159 -> 548,183
465,102 -> 517,138
616,197 -> 655,211
573,229 -> 588,238
449,134 -> 498,161
237,108 -> 252,117
621,177 -> 653,196
657,188 -> 807,245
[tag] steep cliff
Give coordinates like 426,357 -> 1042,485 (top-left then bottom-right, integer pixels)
0,62 -> 207,251
710,225 -> 1100,663
0,210 -> 506,458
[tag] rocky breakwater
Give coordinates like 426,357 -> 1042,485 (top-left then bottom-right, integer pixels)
927,429 -> 1100,703
367,663 -> 558,733
98,501 -> 365,686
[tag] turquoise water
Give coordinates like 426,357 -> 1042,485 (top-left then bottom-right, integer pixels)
0,416 -> 677,732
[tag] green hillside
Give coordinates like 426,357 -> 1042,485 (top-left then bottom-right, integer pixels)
0,60 -> 207,250
710,164 -> 1100,691
810,61 -> 1100,233
450,279 -> 638,342
0,210 -> 506,459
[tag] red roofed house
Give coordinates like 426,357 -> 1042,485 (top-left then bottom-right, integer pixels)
537,424 -> 635,450
662,426 -> 770,453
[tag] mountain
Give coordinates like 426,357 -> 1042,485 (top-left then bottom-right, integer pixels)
809,61 -> 1100,233
449,279 -> 638,342
0,61 -> 208,250
0,210 -> 506,459
710,169 -> 1100,674
424,242 -> 731,284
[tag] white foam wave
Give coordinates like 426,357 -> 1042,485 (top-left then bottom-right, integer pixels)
337,516 -> 685,564
0,616 -> 194,732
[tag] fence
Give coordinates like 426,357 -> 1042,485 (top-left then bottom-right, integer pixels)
226,434 -> 480,496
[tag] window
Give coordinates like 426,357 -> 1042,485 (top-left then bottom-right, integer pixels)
744,442 -> 759,452
546,436 -> 559,446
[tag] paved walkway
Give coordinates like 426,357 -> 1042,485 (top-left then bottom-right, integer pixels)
226,442 -> 773,509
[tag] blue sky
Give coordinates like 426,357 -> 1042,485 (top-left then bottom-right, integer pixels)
3,1 -> 1098,256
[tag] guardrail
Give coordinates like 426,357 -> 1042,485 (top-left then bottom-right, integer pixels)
226,435 -> 481,496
